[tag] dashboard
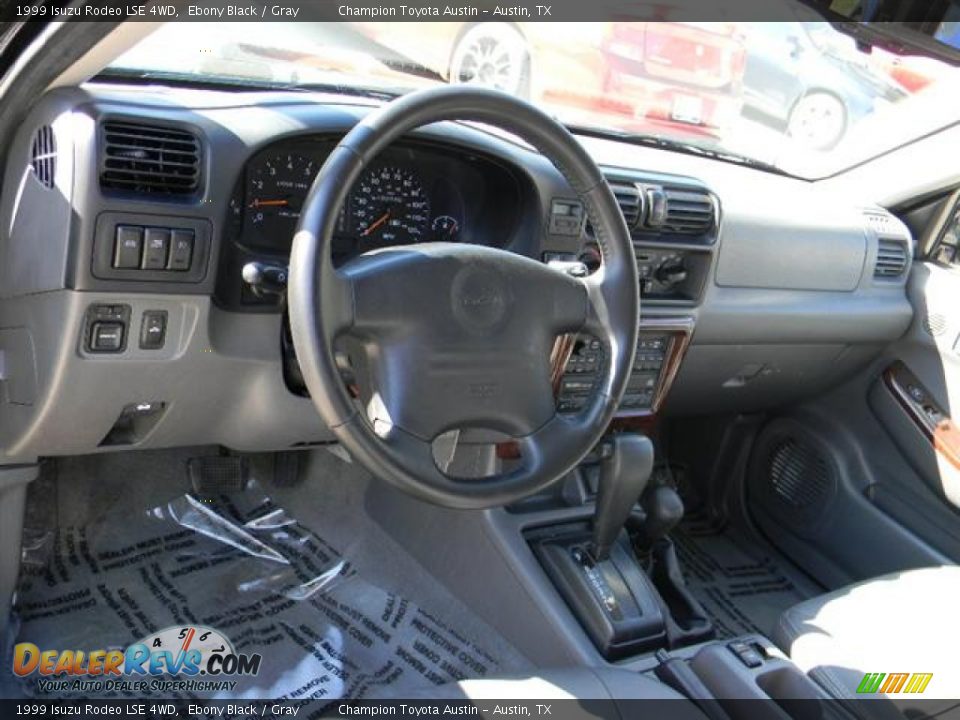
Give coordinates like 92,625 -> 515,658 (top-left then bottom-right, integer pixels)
218,138 -> 525,310
0,84 -> 916,458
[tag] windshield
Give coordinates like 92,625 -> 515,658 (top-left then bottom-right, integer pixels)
107,17 -> 960,179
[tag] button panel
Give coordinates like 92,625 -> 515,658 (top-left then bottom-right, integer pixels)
98,215 -> 203,282
556,332 -> 676,415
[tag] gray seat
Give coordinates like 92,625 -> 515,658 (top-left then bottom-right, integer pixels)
775,565 -> 960,706
373,667 -> 704,715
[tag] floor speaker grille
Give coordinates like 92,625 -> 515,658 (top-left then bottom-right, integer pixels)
763,436 -> 832,527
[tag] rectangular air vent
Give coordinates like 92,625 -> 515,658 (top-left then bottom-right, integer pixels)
609,182 -> 643,228
662,187 -> 715,235
874,239 -> 909,278
100,121 -> 201,196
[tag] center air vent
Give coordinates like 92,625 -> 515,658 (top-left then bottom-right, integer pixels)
609,181 -> 643,228
100,121 -> 201,196
662,187 -> 715,234
874,239 -> 909,278
30,125 -> 56,189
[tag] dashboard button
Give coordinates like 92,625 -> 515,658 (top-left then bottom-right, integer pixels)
113,226 -> 143,269
90,322 -> 124,352
167,230 -> 194,271
139,311 -> 168,350
141,228 -> 170,269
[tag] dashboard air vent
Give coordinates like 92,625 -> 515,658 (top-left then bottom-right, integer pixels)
100,121 -> 201,196
30,125 -> 56,189
609,182 -> 642,228
662,187 -> 714,234
874,239 -> 909,278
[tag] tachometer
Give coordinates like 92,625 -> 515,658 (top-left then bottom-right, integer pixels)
351,166 -> 430,246
246,152 -> 317,237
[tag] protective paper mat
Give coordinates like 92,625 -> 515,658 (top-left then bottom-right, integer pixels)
5,483 -> 498,701
672,513 -> 815,639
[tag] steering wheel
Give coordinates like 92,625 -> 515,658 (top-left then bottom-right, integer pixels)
288,86 -> 638,509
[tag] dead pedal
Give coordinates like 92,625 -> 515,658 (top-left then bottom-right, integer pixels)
187,455 -> 248,498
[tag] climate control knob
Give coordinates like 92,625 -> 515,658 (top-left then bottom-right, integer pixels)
655,256 -> 688,286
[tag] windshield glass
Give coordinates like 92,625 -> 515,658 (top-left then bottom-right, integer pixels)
107,17 -> 960,179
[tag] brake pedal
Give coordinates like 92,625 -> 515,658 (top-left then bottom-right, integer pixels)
187,455 -> 248,498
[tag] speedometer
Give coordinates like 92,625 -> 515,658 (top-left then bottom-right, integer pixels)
351,166 -> 430,247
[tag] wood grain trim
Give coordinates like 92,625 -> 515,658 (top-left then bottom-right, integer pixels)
616,316 -> 696,419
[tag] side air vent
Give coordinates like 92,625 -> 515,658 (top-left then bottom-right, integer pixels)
874,239 -> 909,278
609,182 -> 643,228
30,125 -> 56,189
100,121 -> 201,196
662,187 -> 715,234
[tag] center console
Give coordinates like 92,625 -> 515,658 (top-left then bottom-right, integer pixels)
555,317 -> 694,416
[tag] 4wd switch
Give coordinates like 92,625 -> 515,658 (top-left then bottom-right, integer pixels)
141,228 -> 170,269
113,226 -> 143,268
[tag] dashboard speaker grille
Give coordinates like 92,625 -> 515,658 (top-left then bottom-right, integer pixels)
922,312 -> 947,337
30,125 -> 56,189
100,121 -> 201,196
874,239 -> 909,278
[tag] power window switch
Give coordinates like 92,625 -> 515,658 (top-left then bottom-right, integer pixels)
139,310 -> 168,350
141,228 -> 170,270
90,322 -> 124,352
167,230 -> 194,271
113,226 -> 143,269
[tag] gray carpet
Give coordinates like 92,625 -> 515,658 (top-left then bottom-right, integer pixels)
672,512 -> 823,639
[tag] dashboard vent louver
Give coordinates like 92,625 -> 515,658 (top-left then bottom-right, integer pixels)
100,121 -> 201,196
609,182 -> 642,228
874,239 -> 909,278
30,125 -> 56,189
662,187 -> 714,234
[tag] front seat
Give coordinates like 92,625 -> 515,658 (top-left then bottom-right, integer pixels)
775,565 -> 960,708
373,667 -> 705,717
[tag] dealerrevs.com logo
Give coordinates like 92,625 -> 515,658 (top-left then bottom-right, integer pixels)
13,625 -> 261,694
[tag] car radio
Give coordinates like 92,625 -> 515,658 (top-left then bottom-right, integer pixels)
555,318 -> 694,416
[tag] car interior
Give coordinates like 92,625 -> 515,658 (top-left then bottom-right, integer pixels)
1,9 -> 960,718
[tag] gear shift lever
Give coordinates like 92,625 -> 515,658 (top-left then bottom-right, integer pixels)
590,433 -> 655,561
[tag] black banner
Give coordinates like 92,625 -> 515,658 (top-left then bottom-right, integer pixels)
4,698 -> 960,719
0,0 -> 837,24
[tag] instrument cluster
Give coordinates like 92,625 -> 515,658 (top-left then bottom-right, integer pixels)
226,137 -> 522,267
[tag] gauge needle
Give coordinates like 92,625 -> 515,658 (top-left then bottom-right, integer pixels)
361,210 -> 391,237
250,198 -> 289,208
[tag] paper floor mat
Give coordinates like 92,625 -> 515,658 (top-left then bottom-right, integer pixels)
5,482 -> 498,701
